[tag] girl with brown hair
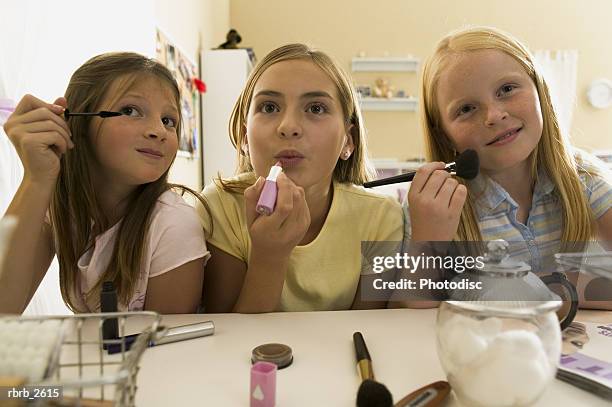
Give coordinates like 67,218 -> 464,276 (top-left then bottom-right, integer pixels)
1,52 -> 209,314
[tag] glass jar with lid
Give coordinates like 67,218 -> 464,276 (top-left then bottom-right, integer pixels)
436,240 -> 563,407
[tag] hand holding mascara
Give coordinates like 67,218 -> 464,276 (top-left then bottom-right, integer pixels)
63,108 -> 123,119
3,95 -> 74,183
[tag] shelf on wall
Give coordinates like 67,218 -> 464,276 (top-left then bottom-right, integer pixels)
351,57 -> 419,72
372,159 -> 423,171
359,97 -> 417,111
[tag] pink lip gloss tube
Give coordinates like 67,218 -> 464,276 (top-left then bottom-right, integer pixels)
250,361 -> 277,407
256,162 -> 283,216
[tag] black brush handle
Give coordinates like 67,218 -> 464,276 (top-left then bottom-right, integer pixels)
63,109 -> 122,119
101,281 -> 119,340
363,171 -> 417,188
353,331 -> 371,362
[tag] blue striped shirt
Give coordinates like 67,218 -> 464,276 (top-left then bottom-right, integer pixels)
403,164 -> 612,272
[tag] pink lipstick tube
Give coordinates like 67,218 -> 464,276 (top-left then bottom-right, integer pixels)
250,361 -> 277,407
256,162 -> 283,216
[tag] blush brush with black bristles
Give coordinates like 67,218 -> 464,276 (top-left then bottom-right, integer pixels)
363,149 -> 479,188
353,331 -> 393,407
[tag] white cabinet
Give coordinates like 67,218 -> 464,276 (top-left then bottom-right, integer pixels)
201,49 -> 253,185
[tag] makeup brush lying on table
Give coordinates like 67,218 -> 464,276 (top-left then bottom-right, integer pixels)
354,331 -> 393,407
363,149 -> 479,188
353,331 -> 451,407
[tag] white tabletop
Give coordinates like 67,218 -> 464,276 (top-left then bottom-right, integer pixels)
133,308 -> 612,406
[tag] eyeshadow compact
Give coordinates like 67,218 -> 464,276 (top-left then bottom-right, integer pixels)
251,343 -> 293,369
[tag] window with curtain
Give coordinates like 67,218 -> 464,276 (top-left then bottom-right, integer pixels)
533,50 -> 579,138
1,0 -> 155,315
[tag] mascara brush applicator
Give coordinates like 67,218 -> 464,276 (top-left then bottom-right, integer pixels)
63,109 -> 123,119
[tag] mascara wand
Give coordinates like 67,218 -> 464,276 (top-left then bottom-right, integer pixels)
63,109 -> 123,119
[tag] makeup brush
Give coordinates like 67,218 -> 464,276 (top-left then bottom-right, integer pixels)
353,332 -> 393,407
63,109 -> 123,119
363,149 -> 479,188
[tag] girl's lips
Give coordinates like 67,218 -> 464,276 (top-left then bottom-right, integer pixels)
487,128 -> 521,146
136,148 -> 164,159
277,157 -> 304,167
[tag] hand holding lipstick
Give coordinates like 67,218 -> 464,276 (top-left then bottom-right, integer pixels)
256,162 -> 283,216
245,171 -> 311,257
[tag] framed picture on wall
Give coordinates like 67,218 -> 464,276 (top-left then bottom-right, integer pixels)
155,28 -> 200,157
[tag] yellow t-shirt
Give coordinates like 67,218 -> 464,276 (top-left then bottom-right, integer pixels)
199,174 -> 403,311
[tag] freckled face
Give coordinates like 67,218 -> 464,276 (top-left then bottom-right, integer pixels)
436,50 -> 543,173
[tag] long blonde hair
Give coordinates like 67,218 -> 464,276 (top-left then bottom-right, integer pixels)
219,43 -> 376,192
421,26 -> 595,242
51,52 -> 205,311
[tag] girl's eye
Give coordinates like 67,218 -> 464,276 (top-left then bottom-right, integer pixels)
498,84 -> 516,97
259,102 -> 279,114
307,103 -> 328,115
162,117 -> 177,128
119,106 -> 141,117
457,105 -> 475,117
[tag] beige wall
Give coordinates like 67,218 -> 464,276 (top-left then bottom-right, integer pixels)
156,0 -> 230,189
230,0 -> 612,160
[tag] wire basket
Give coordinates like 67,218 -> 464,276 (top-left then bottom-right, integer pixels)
0,311 -> 162,406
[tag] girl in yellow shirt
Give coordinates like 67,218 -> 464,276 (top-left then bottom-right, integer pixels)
199,44 -> 403,313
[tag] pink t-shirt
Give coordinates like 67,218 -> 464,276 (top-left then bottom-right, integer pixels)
67,190 -> 209,312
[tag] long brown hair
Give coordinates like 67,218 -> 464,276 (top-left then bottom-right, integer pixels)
218,43 -> 376,192
50,52 -> 205,311
421,26 -> 596,242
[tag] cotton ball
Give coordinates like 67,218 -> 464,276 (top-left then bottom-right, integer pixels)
18,346 -> 36,360
438,314 -> 490,375
28,356 -> 48,382
456,330 -> 551,406
449,327 -> 488,369
438,313 -> 479,349
11,321 -> 26,338
456,356 -> 515,406
26,330 -> 46,348
495,330 -> 547,361
4,343 -> 19,360
478,317 -> 502,339
489,331 -> 552,404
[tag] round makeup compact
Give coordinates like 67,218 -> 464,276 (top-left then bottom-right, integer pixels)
251,343 -> 293,369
